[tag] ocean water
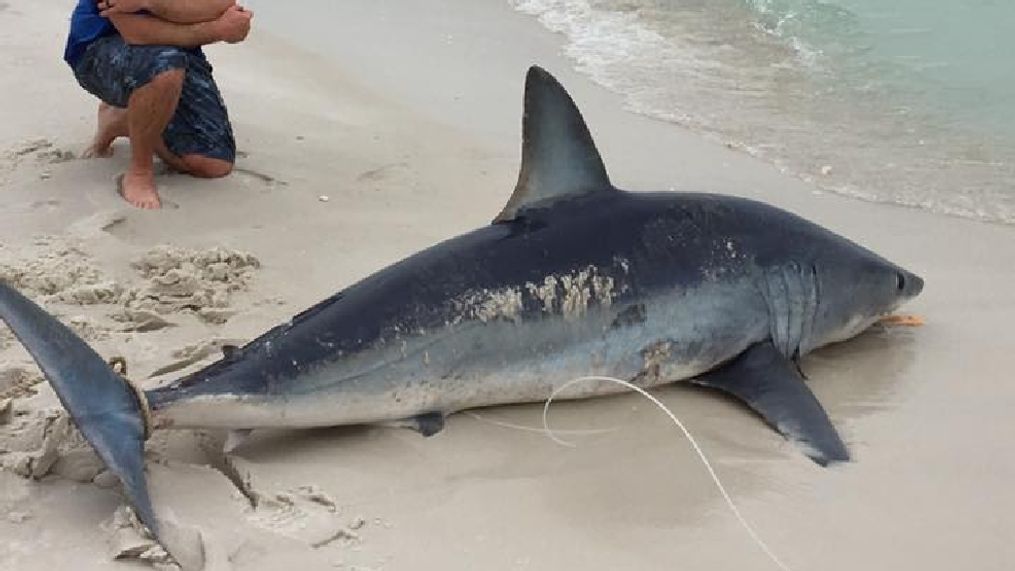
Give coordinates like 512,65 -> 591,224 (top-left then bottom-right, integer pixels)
510,0 -> 1015,224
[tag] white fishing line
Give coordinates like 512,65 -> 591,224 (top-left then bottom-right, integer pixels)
543,376 -> 793,571
464,411 -> 618,437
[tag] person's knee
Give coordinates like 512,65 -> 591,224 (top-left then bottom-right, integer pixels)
147,68 -> 186,92
181,155 -> 233,178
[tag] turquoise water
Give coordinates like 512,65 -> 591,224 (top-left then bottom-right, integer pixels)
511,0 -> 1015,223
750,0 -> 1015,137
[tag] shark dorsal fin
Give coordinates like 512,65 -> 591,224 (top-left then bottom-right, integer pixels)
493,66 -> 613,223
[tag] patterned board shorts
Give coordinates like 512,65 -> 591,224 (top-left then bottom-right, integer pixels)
73,35 -> 236,163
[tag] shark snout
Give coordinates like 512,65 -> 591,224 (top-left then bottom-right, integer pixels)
898,270 -> 924,299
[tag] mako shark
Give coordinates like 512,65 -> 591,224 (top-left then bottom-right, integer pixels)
0,67 -> 921,547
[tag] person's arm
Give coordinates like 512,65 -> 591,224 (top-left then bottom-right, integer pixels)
99,0 -> 235,24
110,14 -> 217,47
110,6 -> 251,47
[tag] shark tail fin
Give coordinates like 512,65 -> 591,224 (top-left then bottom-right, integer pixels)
0,281 -> 158,536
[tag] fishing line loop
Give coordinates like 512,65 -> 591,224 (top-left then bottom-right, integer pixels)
543,376 -> 793,571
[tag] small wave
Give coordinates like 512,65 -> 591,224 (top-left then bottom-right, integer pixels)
508,0 -> 702,102
742,0 -> 859,49
509,0 -> 1015,226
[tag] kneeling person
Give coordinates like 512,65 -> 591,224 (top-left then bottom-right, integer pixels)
65,0 -> 253,209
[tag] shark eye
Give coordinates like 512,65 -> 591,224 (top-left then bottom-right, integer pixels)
896,272 -> 906,291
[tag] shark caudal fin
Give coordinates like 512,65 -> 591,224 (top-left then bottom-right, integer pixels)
0,281 -> 158,535
494,66 -> 614,223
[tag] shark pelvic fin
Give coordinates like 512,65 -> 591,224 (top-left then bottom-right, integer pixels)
494,66 -> 613,223
0,282 -> 159,534
692,341 -> 850,466
380,412 -> 446,437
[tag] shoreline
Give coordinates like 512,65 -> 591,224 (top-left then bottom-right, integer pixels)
504,0 -> 1015,228
251,0 -> 1015,228
1,1 -> 1013,570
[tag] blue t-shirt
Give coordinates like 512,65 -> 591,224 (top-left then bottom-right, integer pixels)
64,0 -> 115,67
64,0 -> 116,67
64,1 -> 205,68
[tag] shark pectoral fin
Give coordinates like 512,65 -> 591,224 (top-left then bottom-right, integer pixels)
0,282 -> 159,534
692,341 -> 850,466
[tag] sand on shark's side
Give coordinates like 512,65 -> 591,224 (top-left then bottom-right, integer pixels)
1,1 -> 1013,570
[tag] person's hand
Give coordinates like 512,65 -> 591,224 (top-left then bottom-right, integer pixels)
97,0 -> 151,17
212,5 -> 253,44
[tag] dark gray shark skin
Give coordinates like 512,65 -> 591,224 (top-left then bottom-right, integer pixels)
0,67 -> 922,548
150,190 -> 918,440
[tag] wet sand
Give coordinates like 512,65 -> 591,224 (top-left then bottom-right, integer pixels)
1,1 -> 1013,570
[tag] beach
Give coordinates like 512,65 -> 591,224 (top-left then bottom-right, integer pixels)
1,1 -> 1014,570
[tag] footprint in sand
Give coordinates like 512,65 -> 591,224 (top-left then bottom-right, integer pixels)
356,161 -> 409,183
8,139 -> 52,159
7,139 -> 75,164
2,139 -> 75,188
234,166 -> 287,188
234,475 -> 362,549
36,148 -> 76,164
0,366 -> 44,401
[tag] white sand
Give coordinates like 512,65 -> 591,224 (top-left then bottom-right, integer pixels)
1,1 -> 1014,570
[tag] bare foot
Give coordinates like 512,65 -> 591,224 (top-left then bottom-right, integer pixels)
117,171 -> 161,209
83,103 -> 128,158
